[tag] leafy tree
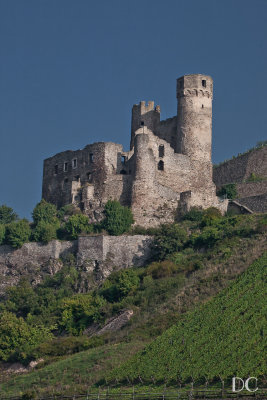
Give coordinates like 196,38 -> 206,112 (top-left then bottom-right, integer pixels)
152,224 -> 188,261
0,311 -> 53,362
102,200 -> 134,236
32,199 -> 58,225
0,205 -> 18,225
0,224 -> 5,245
32,220 -> 59,243
60,294 -> 106,335
64,214 -> 93,239
217,184 -> 237,199
5,219 -> 31,248
100,269 -> 140,302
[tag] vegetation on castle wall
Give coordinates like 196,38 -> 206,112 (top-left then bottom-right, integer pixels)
5,219 -> 31,249
217,183 -> 237,199
102,200 -> 134,236
64,214 -> 94,239
32,199 -> 58,225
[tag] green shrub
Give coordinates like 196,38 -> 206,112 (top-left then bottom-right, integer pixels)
102,200 -> 134,236
152,224 -> 188,261
60,294 -> 107,335
201,207 -> 222,227
191,226 -> 222,248
146,260 -> 177,279
0,224 -> 5,245
5,219 -> 31,248
246,172 -> 266,182
182,207 -> 203,222
0,205 -> 18,224
32,199 -> 58,225
32,220 -> 59,243
0,311 -> 53,363
100,269 -> 140,302
217,183 -> 237,199
64,214 -> 93,239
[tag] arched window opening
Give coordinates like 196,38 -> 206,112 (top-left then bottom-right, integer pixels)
158,161 -> 164,171
159,145 -> 164,158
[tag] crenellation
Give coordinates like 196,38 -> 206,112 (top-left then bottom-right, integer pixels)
42,73 -> 228,227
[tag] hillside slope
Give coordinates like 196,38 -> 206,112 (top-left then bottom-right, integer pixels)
109,253 -> 267,384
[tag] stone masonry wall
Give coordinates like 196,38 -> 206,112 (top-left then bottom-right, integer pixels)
0,235 -> 152,295
77,235 -> 153,280
213,147 -> 267,186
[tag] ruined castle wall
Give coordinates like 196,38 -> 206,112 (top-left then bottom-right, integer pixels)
42,142 -> 108,207
77,235 -> 153,279
156,116 -> 177,150
213,147 -> 267,186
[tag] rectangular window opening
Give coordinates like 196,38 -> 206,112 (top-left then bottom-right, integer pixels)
72,158 -> 77,169
159,145 -> 165,158
89,153 -> 94,163
64,162 -> 68,172
202,80 -> 206,88
54,165 -> 58,175
121,155 -> 126,164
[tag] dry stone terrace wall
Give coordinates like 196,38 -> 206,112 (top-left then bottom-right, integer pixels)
213,147 -> 267,186
213,147 -> 267,212
0,235 -> 152,294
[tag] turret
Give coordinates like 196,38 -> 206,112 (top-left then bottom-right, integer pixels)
176,74 -> 213,162
130,101 -> 160,149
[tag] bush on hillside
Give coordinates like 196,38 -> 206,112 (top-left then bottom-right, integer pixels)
146,260 -> 177,279
102,200 -> 134,236
0,311 -> 53,363
217,183 -> 237,199
0,224 -> 5,245
5,219 -> 31,248
64,214 -> 93,239
32,199 -> 58,225
0,205 -> 18,224
100,269 -> 140,302
152,224 -> 188,261
200,207 -> 222,227
182,207 -> 203,222
60,294 -> 107,335
32,220 -> 59,243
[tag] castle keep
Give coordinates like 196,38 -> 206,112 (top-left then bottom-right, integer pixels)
42,74 -> 227,227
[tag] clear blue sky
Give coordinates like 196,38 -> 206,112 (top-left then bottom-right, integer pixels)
0,0 -> 266,219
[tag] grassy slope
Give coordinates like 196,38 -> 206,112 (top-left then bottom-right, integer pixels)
108,253 -> 267,385
0,341 -> 145,396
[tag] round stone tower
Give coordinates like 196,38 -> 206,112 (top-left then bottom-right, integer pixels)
176,74 -> 213,162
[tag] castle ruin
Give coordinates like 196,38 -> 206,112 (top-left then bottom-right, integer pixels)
42,74 -> 228,227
